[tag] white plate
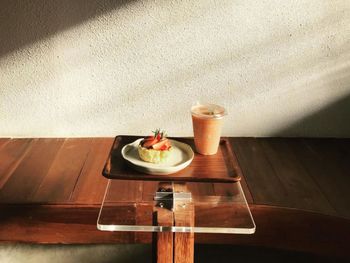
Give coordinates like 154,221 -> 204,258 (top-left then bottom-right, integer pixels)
121,139 -> 194,175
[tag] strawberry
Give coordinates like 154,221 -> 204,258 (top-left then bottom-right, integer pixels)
143,138 -> 158,148
159,144 -> 170,151
141,129 -> 171,150
152,139 -> 170,150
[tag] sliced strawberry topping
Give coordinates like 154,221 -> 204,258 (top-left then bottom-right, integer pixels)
141,129 -> 171,150
159,144 -> 171,151
142,138 -> 158,148
152,139 -> 171,150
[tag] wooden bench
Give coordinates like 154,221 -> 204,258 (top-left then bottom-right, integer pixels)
0,138 -> 349,260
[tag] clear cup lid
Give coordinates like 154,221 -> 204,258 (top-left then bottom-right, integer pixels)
191,103 -> 227,119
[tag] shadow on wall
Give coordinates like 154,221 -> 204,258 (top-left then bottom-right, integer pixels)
0,0 -> 134,58
274,93 -> 350,138
1,0 -> 349,137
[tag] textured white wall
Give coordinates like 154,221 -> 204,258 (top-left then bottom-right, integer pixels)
1,0 -> 349,137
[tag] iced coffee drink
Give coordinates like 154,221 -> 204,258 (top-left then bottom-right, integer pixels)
191,104 -> 226,155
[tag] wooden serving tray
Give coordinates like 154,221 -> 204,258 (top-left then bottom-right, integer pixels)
103,136 -> 242,183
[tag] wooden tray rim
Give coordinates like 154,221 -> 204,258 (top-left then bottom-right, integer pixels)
102,135 -> 242,183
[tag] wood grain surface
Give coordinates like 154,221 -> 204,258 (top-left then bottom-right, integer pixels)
195,205 -> 350,260
1,204 -> 349,259
1,137 -> 349,214
70,138 -> 114,204
173,184 -> 194,263
0,204 -> 135,243
0,139 -> 33,189
0,139 -> 65,203
32,138 -> 93,203
154,206 -> 174,263
0,139 -> 9,149
0,137 -> 350,260
259,138 -> 335,214
289,138 -> 350,218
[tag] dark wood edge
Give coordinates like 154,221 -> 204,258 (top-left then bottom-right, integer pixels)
1,203 -> 350,260
221,137 -> 241,181
0,204 -> 136,244
102,136 -> 123,178
196,204 -> 350,260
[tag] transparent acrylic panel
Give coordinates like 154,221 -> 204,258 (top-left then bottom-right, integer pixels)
97,180 -> 255,234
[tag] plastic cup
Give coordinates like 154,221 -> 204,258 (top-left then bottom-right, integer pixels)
191,103 -> 227,155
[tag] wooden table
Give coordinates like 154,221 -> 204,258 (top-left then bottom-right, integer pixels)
98,136 -> 255,263
0,137 -> 350,259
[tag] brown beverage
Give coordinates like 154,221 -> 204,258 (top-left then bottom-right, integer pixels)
191,104 -> 226,155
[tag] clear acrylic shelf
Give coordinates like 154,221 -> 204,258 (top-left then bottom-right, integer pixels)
97,179 -> 255,234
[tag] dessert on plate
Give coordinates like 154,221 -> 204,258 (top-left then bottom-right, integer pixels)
138,129 -> 172,164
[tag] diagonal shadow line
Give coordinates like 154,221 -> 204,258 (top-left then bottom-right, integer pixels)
1,1 -> 349,137
0,0 -> 136,58
89,7 -> 350,106
51,9 -> 350,136
54,61 -> 350,137
1,1 -> 348,95
272,93 -> 350,138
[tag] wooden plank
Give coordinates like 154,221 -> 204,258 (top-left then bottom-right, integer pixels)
70,138 -> 114,204
153,181 -> 175,262
231,138 -> 288,206
142,181 -> 160,201
336,138 -> 350,156
0,139 -> 10,150
1,203 -> 350,261
186,182 -> 214,198
0,139 -> 33,189
331,139 -> 350,181
228,138 -> 253,203
0,204 -> 134,244
259,138 -> 336,214
135,204 -> 153,243
196,204 -> 350,260
290,138 -> 350,218
31,138 -> 93,203
174,211 -> 194,263
104,179 -> 143,203
0,139 -> 64,203
173,183 -> 194,263
154,206 -> 174,263
213,183 -> 242,202
191,182 -> 255,231
137,182 -> 169,245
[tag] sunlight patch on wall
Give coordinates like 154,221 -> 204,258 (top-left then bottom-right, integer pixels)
0,0 -> 349,137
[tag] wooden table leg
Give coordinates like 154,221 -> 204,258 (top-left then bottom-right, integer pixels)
153,182 -> 194,263
173,206 -> 194,263
154,207 -> 174,263
173,183 -> 194,263
154,182 -> 174,263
